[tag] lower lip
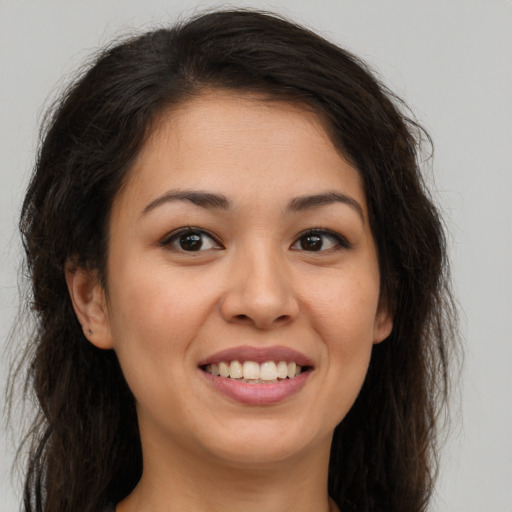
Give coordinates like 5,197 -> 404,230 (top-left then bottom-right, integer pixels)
200,369 -> 311,405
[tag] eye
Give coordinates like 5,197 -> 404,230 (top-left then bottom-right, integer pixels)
290,229 -> 350,252
161,227 -> 222,252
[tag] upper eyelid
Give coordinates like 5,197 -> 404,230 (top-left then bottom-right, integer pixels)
291,228 -> 351,249
160,226 -> 222,246
294,227 -> 347,241
159,226 -> 349,248
295,227 -> 339,236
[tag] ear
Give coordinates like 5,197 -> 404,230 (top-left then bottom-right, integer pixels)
65,261 -> 113,350
373,304 -> 393,344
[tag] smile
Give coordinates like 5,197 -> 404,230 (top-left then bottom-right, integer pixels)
198,346 -> 313,404
203,360 -> 305,383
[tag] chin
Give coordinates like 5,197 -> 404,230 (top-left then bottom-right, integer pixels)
194,416 -> 333,469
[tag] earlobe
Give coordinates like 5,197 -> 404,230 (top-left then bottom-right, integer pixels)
373,307 -> 393,344
65,261 -> 114,350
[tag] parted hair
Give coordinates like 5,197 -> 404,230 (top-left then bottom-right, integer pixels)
10,9 -> 456,512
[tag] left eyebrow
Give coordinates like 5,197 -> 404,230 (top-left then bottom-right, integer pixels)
287,192 -> 365,222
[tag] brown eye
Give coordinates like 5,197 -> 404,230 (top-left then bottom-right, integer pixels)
178,232 -> 203,251
300,234 -> 323,251
291,229 -> 350,252
162,228 -> 222,252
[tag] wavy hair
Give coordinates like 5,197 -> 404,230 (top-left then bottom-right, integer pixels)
8,9 -> 457,512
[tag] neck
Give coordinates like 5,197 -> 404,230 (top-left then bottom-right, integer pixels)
117,428 -> 335,512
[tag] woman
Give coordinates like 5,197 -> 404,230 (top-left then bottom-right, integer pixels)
11,9 -> 456,512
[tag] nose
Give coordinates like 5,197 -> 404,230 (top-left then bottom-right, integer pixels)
219,246 -> 299,329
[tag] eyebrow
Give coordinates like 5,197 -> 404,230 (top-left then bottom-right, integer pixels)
287,192 -> 364,221
141,189 -> 364,221
141,190 -> 230,215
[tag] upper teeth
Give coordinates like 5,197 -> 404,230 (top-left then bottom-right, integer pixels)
205,360 -> 302,380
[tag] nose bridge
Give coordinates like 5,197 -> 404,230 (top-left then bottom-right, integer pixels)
221,238 -> 298,328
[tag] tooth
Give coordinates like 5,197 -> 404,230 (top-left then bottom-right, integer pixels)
243,361 -> 259,379
260,361 -> 278,381
216,360 -> 303,380
230,360 -> 243,379
277,361 -> 288,379
219,361 -> 230,378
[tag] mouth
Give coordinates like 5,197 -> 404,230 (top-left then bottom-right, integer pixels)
200,360 -> 311,383
198,346 -> 313,404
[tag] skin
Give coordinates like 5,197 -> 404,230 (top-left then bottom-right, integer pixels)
67,91 -> 392,512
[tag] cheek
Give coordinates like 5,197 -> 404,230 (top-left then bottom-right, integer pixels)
110,260 -> 206,328
106,267 -> 211,379
303,271 -> 380,417
105,270 -> 217,424
305,270 -> 381,342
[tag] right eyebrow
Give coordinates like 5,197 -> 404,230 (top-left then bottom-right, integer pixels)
141,190 -> 231,217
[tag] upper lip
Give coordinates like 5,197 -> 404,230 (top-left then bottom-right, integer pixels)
198,345 -> 314,367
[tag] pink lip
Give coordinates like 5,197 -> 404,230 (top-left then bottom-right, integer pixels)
200,369 -> 311,405
197,345 -> 314,366
198,345 -> 314,406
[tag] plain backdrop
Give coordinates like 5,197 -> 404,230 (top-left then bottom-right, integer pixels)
1,1 -> 511,511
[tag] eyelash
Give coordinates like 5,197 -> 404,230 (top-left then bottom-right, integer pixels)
159,226 -> 351,253
290,228 -> 351,252
160,226 -> 222,252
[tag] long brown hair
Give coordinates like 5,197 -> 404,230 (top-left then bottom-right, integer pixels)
8,9 -> 457,512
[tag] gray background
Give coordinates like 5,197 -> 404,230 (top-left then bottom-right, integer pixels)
1,1 -> 511,511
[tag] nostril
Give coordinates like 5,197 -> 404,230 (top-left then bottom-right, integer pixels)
232,313 -> 290,325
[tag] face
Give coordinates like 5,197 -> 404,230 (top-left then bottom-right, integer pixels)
84,92 -> 392,470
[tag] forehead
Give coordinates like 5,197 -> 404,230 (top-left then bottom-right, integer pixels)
114,91 -> 367,219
